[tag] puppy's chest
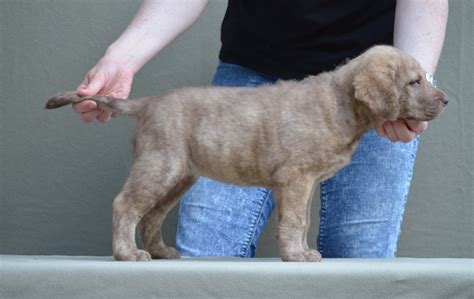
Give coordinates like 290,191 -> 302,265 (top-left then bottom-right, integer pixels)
299,147 -> 352,179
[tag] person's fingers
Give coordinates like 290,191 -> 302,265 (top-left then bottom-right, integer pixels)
383,122 -> 399,142
81,109 -> 102,123
76,75 -> 92,95
73,100 -> 98,113
405,119 -> 428,134
77,72 -> 104,97
76,76 -> 90,93
375,126 -> 386,136
97,111 -> 112,123
377,120 -> 424,143
392,120 -> 416,143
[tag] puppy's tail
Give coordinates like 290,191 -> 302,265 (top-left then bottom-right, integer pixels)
45,91 -> 148,116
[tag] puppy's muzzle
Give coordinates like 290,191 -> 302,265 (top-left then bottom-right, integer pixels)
437,92 -> 449,106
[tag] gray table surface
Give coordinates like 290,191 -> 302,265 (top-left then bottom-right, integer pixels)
1,255 -> 473,298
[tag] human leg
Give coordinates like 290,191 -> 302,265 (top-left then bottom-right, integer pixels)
317,130 -> 419,258
176,62 -> 277,257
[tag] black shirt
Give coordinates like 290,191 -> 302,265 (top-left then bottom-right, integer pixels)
219,0 -> 396,80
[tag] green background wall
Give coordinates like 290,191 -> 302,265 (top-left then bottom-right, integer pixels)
1,0 -> 472,258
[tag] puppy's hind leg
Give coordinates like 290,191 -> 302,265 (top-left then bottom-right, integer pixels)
112,191 -> 152,261
112,152 -> 188,262
138,175 -> 196,259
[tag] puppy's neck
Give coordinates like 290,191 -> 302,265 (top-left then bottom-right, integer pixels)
353,103 -> 385,133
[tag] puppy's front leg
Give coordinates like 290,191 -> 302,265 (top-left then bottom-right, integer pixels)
273,176 -> 322,262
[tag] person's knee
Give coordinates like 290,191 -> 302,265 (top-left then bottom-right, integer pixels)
318,221 -> 400,258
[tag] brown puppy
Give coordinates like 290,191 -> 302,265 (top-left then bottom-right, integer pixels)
46,46 -> 447,262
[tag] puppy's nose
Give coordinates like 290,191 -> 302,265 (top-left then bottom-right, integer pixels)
438,93 -> 449,106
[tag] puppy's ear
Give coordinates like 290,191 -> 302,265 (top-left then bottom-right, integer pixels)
353,64 -> 400,121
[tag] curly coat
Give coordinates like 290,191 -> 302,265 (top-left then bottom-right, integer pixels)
46,45 -> 448,262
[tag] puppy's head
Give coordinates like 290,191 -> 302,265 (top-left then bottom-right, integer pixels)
353,45 -> 448,124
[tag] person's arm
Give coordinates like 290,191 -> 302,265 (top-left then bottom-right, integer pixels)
104,0 -> 209,74
75,0 -> 208,123
376,0 -> 449,142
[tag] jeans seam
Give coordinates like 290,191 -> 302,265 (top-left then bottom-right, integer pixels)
318,181 -> 329,256
392,135 -> 419,256
239,188 -> 272,258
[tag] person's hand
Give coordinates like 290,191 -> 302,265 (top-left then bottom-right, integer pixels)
376,119 -> 428,143
74,57 -> 134,123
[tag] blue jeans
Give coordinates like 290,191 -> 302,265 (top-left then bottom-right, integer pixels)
176,62 -> 419,258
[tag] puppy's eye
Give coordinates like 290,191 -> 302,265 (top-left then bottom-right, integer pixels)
409,79 -> 421,86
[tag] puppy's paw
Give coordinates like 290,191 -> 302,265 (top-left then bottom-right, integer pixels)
282,249 -> 322,262
114,249 -> 152,262
149,246 -> 181,259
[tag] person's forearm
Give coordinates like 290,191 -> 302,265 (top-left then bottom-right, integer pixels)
394,0 -> 449,74
104,0 -> 208,74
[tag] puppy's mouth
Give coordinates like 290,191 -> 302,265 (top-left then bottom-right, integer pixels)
405,108 -> 444,122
